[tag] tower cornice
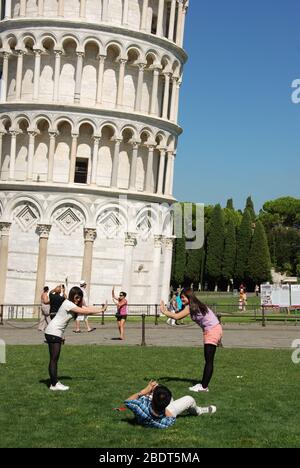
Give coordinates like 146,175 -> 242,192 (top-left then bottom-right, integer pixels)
0,19 -> 188,64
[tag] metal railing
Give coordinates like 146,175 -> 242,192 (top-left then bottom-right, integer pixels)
207,304 -> 300,327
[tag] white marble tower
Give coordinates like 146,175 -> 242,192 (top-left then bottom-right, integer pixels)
0,0 -> 188,306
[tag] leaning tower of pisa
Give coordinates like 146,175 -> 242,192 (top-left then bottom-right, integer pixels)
0,0 -> 188,307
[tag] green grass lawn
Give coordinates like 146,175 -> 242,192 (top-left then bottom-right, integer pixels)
1,346 -> 299,448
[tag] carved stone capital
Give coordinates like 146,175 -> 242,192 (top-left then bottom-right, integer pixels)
164,237 -> 175,250
84,228 -> 97,242
125,232 -> 137,247
0,222 -> 12,236
154,235 -> 163,248
37,224 -> 52,239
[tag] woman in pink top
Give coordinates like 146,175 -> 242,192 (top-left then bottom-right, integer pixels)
160,288 -> 223,392
112,286 -> 128,340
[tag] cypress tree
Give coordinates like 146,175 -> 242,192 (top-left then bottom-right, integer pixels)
185,248 -> 203,286
245,196 -> 256,221
226,198 -> 234,210
247,221 -> 272,284
172,235 -> 186,286
222,218 -> 236,287
205,204 -> 225,290
235,209 -> 253,282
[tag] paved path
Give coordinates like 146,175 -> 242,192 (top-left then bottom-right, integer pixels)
1,320 -> 300,349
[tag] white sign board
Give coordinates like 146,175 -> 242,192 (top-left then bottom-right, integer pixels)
261,283 -> 300,307
291,285 -> 300,307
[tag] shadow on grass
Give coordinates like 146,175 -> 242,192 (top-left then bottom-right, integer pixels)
146,376 -> 196,384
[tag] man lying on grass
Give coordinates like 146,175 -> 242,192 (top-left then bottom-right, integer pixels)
124,380 -> 217,429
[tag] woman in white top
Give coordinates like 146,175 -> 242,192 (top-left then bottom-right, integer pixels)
45,286 -> 107,391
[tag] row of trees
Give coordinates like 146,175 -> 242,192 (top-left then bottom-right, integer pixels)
171,196 -> 300,291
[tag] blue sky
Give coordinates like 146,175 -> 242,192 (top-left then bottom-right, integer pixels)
175,0 -> 300,211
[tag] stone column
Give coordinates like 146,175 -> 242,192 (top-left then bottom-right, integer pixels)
68,133 -> 79,183
0,222 -> 12,305
168,0 -> 176,41
74,52 -> 84,104
169,152 -> 175,195
161,237 -> 174,302
81,228 -> 97,297
80,0 -> 86,18
162,72 -> 171,119
47,131 -> 57,182
9,130 -> 18,180
145,145 -> 155,192
180,2 -> 188,45
20,0 -> 26,16
175,79 -> 182,122
0,53 -> 10,103
122,233 -> 137,297
0,132 -> 4,176
129,141 -> 139,190
134,63 -> 146,112
165,151 -> 175,196
122,0 -> 129,26
33,49 -> 42,101
151,235 -> 163,303
176,0 -> 184,46
102,0 -> 109,21
53,50 -> 62,102
15,50 -> 25,101
157,0 -> 165,36
96,55 -> 106,104
34,225 -> 52,306
170,76 -> 178,122
117,59 -> 127,108
58,0 -> 64,17
91,136 -> 101,185
111,138 -> 121,188
38,0 -> 44,16
150,67 -> 160,116
27,131 -> 37,180
4,0 -> 12,18
157,148 -> 166,194
141,0 -> 149,31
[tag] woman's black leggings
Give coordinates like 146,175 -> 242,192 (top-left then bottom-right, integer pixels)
48,342 -> 62,386
201,344 -> 217,389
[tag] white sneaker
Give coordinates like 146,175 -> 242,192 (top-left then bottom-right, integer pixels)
189,383 -> 209,392
50,381 -> 69,391
197,405 -> 217,415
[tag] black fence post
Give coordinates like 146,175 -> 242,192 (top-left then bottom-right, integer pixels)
155,305 -> 159,326
141,314 -> 146,346
262,305 -> 266,327
101,309 -> 105,326
0,305 -> 3,325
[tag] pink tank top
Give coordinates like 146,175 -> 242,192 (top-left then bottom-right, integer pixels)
118,301 -> 128,316
191,307 -> 219,331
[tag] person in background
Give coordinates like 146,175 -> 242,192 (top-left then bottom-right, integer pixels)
112,286 -> 128,340
49,285 -> 66,320
38,286 -> 50,332
124,380 -> 216,429
73,280 -> 96,333
166,292 -> 177,326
